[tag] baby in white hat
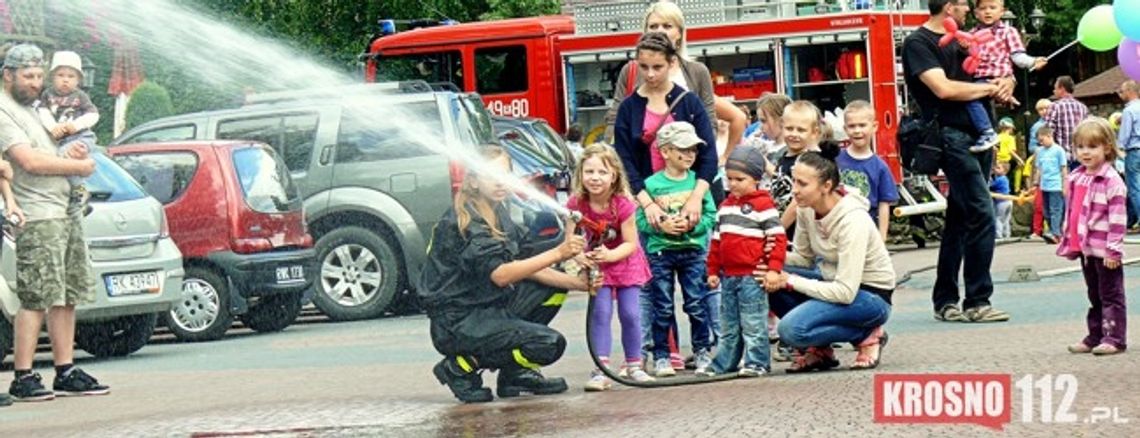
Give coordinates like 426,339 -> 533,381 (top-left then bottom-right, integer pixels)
36,50 -> 99,215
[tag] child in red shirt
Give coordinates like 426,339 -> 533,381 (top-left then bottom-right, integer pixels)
701,144 -> 787,376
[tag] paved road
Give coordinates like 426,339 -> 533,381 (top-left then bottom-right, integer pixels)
1,242 -> 1138,437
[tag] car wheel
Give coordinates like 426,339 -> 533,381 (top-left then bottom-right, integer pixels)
75,313 -> 158,358
312,226 -> 402,321
240,291 -> 302,333
163,266 -> 233,342
0,317 -> 11,363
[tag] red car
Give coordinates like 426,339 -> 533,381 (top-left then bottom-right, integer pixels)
109,141 -> 315,342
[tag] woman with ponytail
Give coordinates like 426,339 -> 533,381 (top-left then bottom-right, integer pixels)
418,145 -> 598,403
754,144 -> 895,372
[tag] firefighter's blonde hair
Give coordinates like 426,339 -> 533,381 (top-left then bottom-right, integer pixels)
643,1 -> 688,59
456,144 -> 510,240
572,143 -> 632,203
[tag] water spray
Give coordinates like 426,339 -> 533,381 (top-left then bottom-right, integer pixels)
80,0 -> 738,389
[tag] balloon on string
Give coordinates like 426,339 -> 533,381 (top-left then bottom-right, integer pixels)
1078,5 -> 1123,52
1116,0 -> 1140,41
1120,38 -> 1140,82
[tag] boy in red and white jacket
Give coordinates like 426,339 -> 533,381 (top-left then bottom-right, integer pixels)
702,145 -> 787,377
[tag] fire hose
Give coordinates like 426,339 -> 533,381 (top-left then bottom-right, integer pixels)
568,211 -> 742,388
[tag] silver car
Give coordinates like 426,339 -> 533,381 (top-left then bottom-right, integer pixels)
0,153 -> 184,361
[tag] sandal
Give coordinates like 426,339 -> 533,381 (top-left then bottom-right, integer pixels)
851,328 -> 887,370
934,304 -> 967,322
786,347 -> 840,373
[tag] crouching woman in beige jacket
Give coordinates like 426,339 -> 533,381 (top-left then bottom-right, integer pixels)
755,147 -> 895,373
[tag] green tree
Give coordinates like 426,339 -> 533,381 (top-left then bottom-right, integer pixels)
480,0 -> 561,20
124,81 -> 175,129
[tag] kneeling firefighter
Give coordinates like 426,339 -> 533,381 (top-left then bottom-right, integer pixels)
418,145 -> 597,403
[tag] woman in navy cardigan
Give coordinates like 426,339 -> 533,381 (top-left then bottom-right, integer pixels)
614,32 -> 718,230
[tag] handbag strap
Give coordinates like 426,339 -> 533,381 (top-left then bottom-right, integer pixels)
648,90 -> 690,140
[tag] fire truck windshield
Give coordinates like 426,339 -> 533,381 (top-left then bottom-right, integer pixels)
375,51 -> 463,90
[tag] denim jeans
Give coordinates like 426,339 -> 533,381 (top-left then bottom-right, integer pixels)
994,200 -> 1012,239
704,287 -> 721,346
965,90 -> 993,137
1042,190 -> 1065,238
646,248 -> 712,360
711,276 -> 770,372
932,127 -> 996,312
1125,149 -> 1140,228
768,266 -> 890,347
638,287 -> 680,357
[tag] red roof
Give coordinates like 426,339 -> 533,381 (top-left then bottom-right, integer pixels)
370,16 -> 574,52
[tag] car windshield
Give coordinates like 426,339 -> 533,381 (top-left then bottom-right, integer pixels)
85,153 -> 149,202
531,121 -> 569,165
232,146 -> 301,213
454,94 -> 496,147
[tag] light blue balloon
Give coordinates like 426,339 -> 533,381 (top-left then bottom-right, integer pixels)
1118,0 -> 1140,41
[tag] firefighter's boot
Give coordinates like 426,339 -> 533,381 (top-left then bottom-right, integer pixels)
433,358 -> 493,403
496,368 -> 568,398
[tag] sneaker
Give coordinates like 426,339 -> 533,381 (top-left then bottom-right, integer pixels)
626,366 -> 656,383
694,350 -> 713,375
583,370 -> 612,392
1091,344 -> 1124,356
772,341 -> 794,362
969,132 -> 998,153
1042,234 -> 1059,244
1067,342 -> 1093,354
963,305 -> 1010,323
53,368 -> 110,397
669,353 -> 685,371
654,358 -> 676,377
738,365 -> 769,377
934,304 -> 968,322
0,393 -> 11,407
9,373 -> 54,402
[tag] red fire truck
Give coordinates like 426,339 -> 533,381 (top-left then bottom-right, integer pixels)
364,2 -> 945,218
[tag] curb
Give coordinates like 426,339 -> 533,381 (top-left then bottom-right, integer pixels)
898,257 -> 1140,286
888,236 -> 1025,254
1036,257 -> 1140,277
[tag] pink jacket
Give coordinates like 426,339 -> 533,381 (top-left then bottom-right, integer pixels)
1056,164 -> 1127,261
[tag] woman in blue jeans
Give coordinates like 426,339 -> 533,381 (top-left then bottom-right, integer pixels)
755,148 -> 895,372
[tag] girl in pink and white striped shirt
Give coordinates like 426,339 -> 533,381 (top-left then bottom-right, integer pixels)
1057,118 -> 1127,356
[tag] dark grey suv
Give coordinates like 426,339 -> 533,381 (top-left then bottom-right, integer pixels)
112,83 -> 497,320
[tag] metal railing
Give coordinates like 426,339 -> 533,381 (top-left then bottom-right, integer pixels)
571,0 -> 927,35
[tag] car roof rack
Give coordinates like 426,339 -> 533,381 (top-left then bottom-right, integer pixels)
427,82 -> 461,92
244,81 -> 435,105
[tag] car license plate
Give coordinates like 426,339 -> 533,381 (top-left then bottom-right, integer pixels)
276,265 -> 305,284
105,272 -> 162,297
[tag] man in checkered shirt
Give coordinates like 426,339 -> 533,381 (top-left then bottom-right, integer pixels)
960,0 -> 1047,154
1044,75 -> 1089,168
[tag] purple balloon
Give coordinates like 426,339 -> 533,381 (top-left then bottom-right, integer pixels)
1122,38 -> 1140,82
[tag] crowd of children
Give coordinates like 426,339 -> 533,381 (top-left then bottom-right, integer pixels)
565,95 -> 916,390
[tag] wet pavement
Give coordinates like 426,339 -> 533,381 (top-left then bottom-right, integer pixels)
1,241 -> 1138,437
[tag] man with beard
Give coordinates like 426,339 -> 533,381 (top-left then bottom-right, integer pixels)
902,1 -> 1015,323
1,44 -> 104,402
